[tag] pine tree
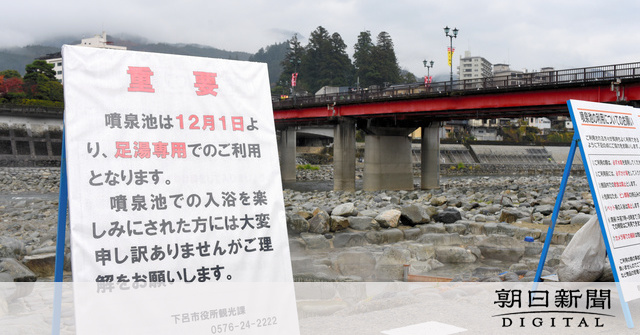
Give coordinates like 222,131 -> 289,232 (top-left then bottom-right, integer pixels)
276,34 -> 306,95
353,31 -> 376,88
372,31 -> 401,87
302,26 -> 354,93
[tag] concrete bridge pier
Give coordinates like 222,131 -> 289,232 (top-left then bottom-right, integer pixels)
421,122 -> 441,189
277,127 -> 297,183
333,118 -> 356,192
363,127 -> 416,191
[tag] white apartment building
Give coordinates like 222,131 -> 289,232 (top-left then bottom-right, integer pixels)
457,51 -> 492,86
45,32 -> 126,83
493,63 -> 526,86
493,64 -> 555,87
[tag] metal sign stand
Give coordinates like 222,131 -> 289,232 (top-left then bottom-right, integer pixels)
533,133 -> 634,329
52,134 -> 67,335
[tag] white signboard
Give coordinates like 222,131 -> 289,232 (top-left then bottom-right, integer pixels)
62,45 -> 299,334
569,99 -> 640,302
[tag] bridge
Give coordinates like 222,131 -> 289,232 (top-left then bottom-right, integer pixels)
272,62 -> 640,191
3,62 -> 640,191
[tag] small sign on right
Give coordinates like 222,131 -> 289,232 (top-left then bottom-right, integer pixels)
569,99 -> 640,301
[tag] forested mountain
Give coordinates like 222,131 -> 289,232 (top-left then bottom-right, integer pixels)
248,41 -> 288,86
0,35 -> 254,76
1,30 -> 418,98
0,45 -> 61,75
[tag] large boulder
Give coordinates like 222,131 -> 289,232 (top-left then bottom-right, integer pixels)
333,232 -> 366,248
431,196 -> 448,206
300,233 -> 331,249
348,216 -> 379,231
406,243 -> 436,261
498,208 -> 522,223
477,235 -> 525,262
0,258 -> 37,282
375,209 -> 402,228
433,208 -> 462,224
22,253 -> 57,277
534,204 -> 554,216
418,233 -> 463,246
331,203 -> 359,217
435,246 -> 477,263
308,209 -> 331,234
375,247 -> 412,281
330,216 -> 350,232
380,228 -> 404,244
400,204 -> 430,225
334,251 -> 376,279
286,213 -> 309,233
0,237 -> 26,259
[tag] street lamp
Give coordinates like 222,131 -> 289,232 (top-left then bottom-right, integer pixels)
423,59 -> 434,77
444,26 -> 459,92
423,60 -> 434,90
290,57 -> 301,105
278,80 -> 289,98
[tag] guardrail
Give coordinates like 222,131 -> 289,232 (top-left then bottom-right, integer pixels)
0,104 -> 64,118
273,62 -> 640,109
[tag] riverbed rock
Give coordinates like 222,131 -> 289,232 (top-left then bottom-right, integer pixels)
534,204 -> 554,215
0,258 -> 37,282
406,243 -> 436,261
335,251 -> 376,279
286,213 -> 309,233
331,203 -> 358,217
300,233 -> 331,249
435,246 -> 477,263
433,208 -> 462,223
330,216 -> 350,232
308,209 -> 331,234
477,235 -> 525,262
498,208 -> 521,223
418,233 -> 463,246
400,204 -> 430,225
375,247 -> 412,281
333,232 -> 366,248
348,216 -> 379,231
430,196 -> 447,206
375,209 -> 402,228
0,236 -> 26,259
22,253 -> 56,277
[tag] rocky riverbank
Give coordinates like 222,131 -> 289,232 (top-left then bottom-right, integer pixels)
286,170 -> 608,283
0,166 -> 607,284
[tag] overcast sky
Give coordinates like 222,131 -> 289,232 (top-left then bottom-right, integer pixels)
4,0 -> 640,80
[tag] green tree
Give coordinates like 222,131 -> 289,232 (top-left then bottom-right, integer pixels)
277,34 -> 306,95
328,32 -> 354,87
0,70 -> 21,79
353,31 -> 377,88
38,81 -> 64,102
371,31 -> 401,87
301,26 -> 354,93
23,60 -> 62,101
24,60 -> 56,82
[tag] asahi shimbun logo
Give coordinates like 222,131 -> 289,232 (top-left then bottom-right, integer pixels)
492,289 -> 614,328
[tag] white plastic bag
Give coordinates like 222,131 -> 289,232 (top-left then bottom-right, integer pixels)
557,215 -> 607,281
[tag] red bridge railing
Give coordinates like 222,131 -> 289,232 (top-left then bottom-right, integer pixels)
273,62 -> 640,110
